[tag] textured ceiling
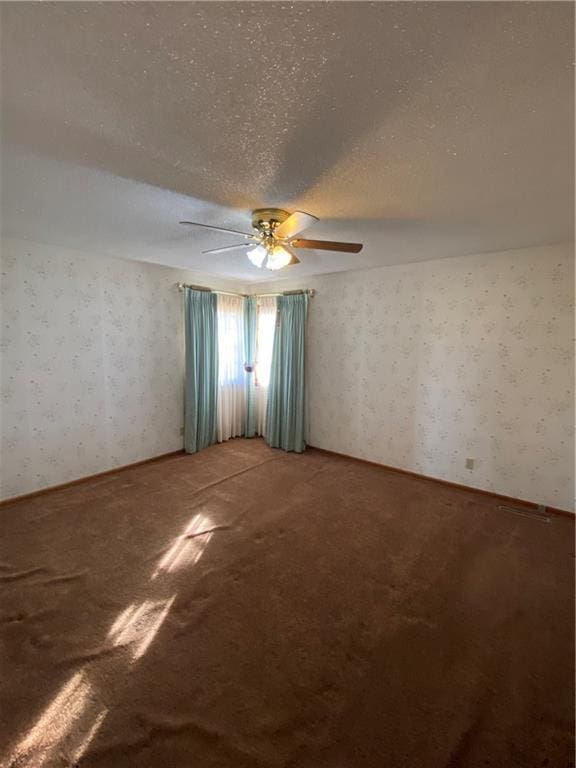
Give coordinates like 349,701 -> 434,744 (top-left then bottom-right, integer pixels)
0,2 -> 573,283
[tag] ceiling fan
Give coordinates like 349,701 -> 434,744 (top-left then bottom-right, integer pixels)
179,208 -> 363,271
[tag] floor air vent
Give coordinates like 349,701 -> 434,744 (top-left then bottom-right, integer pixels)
498,504 -> 550,523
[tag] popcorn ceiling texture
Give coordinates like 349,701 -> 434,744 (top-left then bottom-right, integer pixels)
0,238 -> 243,501
253,243 -> 575,511
0,2 -> 573,280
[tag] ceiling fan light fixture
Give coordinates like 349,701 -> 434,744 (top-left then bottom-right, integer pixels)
247,244 -> 267,268
266,245 -> 292,271
180,209 -> 363,269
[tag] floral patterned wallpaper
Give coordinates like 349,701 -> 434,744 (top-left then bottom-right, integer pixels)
2,239 -> 573,510
0,238 -> 241,501
254,243 -> 575,511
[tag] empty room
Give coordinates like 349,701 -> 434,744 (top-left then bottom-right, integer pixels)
0,2 -> 574,767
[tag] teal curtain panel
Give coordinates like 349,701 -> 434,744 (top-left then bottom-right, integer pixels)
265,293 -> 309,453
184,288 -> 218,453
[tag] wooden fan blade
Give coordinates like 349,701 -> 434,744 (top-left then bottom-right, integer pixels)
201,242 -> 257,255
180,221 -> 254,238
290,238 -> 363,253
274,211 -> 319,240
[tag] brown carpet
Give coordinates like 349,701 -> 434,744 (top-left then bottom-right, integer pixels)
1,439 -> 574,768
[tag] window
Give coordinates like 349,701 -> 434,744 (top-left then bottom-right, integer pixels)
215,293 -> 277,440
255,297 -> 277,387
217,295 -> 244,387
216,294 -> 245,442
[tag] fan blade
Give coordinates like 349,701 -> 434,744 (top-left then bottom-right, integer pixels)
274,211 -> 319,240
180,221 -> 254,239
290,238 -> 363,253
202,242 -> 256,255
280,243 -> 301,266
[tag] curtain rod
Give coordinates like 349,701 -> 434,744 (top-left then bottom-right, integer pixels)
176,283 -> 316,298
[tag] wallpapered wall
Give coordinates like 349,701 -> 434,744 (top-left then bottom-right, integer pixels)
253,243 -> 575,511
0,238 -> 243,501
2,239 -> 573,510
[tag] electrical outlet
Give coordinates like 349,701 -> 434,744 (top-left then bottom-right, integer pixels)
465,458 -> 474,470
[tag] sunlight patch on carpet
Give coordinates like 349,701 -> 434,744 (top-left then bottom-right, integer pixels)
5,509 -> 220,766
107,595 -> 176,661
5,670 -> 107,768
151,512 -> 214,579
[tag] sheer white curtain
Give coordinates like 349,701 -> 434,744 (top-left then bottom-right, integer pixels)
217,294 -> 246,442
254,296 -> 277,435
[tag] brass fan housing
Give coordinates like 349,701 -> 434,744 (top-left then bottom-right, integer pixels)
251,208 -> 290,235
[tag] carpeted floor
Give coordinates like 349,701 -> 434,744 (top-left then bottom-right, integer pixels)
1,439 -> 574,768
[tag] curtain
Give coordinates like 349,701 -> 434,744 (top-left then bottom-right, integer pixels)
216,293 -> 246,442
254,296 -> 277,436
184,288 -> 218,453
243,296 -> 257,437
265,293 -> 309,452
